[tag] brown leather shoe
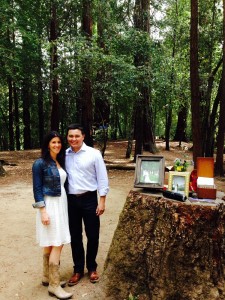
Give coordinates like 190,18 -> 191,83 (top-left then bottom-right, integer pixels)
89,271 -> 99,283
68,273 -> 83,286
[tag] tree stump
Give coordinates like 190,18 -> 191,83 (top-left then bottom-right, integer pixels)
102,190 -> 225,300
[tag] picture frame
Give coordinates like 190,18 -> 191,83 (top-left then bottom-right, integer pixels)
168,171 -> 190,197
134,155 -> 165,189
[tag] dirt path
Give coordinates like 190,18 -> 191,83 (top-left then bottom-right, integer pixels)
1,141 -> 225,300
0,171 -> 134,300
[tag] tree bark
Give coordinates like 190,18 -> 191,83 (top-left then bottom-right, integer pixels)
13,83 -> 20,150
215,0 -> 225,177
79,0 -> 93,147
173,104 -> 188,143
165,0 -> 178,151
203,59 -> 223,157
50,1 -> 60,132
133,0 -> 156,158
22,78 -> 31,149
190,0 -> 203,165
102,190 -> 225,300
205,76 -> 222,157
7,76 -> 14,151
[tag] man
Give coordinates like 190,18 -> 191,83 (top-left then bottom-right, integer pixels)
65,123 -> 109,285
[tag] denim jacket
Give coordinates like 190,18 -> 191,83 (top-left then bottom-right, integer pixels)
32,158 -> 61,208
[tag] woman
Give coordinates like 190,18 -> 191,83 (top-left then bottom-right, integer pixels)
32,131 -> 73,299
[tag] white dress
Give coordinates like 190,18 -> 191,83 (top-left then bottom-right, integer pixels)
36,168 -> 71,247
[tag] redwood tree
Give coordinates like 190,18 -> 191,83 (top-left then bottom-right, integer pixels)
190,0 -> 203,166
78,0 -> 94,147
173,104 -> 188,143
215,0 -> 225,176
133,0 -> 156,160
50,1 -> 60,131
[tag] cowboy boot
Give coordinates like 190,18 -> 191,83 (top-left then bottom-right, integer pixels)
42,253 -> 50,286
42,254 -> 66,287
48,263 -> 73,299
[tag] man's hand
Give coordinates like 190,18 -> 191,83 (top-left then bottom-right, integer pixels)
96,196 -> 106,216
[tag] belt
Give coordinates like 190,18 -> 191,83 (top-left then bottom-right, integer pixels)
74,191 -> 95,198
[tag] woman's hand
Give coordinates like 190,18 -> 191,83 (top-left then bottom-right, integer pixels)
40,208 -> 50,225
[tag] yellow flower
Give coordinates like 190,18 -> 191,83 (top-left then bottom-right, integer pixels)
176,166 -> 183,171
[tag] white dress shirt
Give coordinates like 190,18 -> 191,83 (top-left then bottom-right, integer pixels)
65,143 -> 109,196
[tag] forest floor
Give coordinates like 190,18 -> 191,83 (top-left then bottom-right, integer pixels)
0,140 -> 225,300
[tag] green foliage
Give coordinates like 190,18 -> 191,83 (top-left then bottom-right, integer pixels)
0,0 -> 224,151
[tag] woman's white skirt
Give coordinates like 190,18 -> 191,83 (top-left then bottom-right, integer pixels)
36,188 -> 71,247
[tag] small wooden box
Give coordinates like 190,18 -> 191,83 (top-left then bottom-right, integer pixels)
197,157 -> 217,199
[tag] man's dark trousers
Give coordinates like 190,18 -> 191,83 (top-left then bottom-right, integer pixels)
68,191 -> 100,273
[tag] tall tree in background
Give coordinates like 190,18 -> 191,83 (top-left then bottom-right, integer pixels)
0,0 -> 224,169
215,0 -> 225,176
21,37 -> 31,149
36,0 -> 45,147
94,0 -> 111,156
190,0 -> 202,165
203,58 -> 223,157
50,0 -> 60,131
164,0 -> 178,151
14,82 -> 20,150
79,0 -> 94,147
6,5 -> 15,150
199,0 -> 223,157
133,0 -> 156,160
173,103 -> 188,144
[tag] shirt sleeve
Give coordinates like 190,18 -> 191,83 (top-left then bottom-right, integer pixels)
95,150 -> 109,196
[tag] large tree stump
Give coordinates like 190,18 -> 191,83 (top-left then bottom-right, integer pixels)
102,190 -> 225,300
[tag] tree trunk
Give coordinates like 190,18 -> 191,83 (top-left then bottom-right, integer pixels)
102,190 -> 225,300
50,2 -> 60,132
165,0 -> 178,151
133,100 -> 144,161
203,59 -> 223,157
165,106 -> 172,150
7,76 -> 14,151
204,76 -> 222,157
13,83 -> 20,150
36,0 -> 44,147
201,2 -> 219,157
22,79 -> 31,149
37,69 -> 44,147
110,105 -> 118,140
133,0 -> 155,158
190,0 -> 203,166
215,0 -> 225,177
0,107 -> 9,150
79,0 -> 93,147
143,86 -> 156,153
126,139 -> 133,159
173,104 -> 188,142
80,77 -> 94,147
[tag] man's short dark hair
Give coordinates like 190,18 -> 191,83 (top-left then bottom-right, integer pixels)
66,123 -> 85,136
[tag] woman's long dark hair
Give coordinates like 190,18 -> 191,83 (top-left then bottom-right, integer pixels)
41,131 -> 65,168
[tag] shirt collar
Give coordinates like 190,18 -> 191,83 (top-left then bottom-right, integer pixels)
67,142 -> 87,153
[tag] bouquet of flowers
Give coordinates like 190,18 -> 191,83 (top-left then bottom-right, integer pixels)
173,158 -> 189,172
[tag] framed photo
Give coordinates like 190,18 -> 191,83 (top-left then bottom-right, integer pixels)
168,171 -> 190,197
134,155 -> 165,189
